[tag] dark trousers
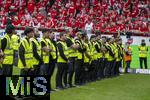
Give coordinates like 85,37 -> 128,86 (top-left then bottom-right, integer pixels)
111,60 -> 116,77
125,61 -> 131,73
91,60 -> 99,81
49,60 -> 56,89
56,63 -> 68,88
20,68 -> 34,75
40,64 -> 49,75
83,63 -> 89,83
115,61 -> 120,76
104,61 -> 113,77
33,64 -> 41,75
140,57 -> 147,69
75,59 -> 84,85
68,57 -> 76,86
2,64 -> 13,75
97,58 -> 105,79
0,66 -> 3,75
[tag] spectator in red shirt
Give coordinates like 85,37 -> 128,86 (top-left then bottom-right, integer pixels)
27,0 -> 35,14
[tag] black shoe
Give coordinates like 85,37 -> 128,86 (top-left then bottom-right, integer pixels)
69,84 -> 76,88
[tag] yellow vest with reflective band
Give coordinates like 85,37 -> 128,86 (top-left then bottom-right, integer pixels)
106,44 -> 114,61
67,37 -> 77,58
75,39 -> 83,59
40,38 -> 49,64
116,45 -> 121,61
139,46 -> 148,57
57,41 -> 68,63
111,43 -> 118,60
2,34 -> 14,64
92,42 -> 99,60
18,38 -> 33,68
11,34 -> 19,51
83,42 -> 90,63
46,38 -> 56,60
97,41 -> 103,59
30,38 -> 41,65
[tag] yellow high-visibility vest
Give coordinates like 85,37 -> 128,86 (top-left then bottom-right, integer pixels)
57,41 -> 68,63
139,46 -> 148,57
46,38 -> 56,60
3,34 -> 14,65
40,38 -> 49,64
11,34 -> 19,51
83,42 -> 90,63
75,39 -> 83,60
67,37 -> 77,58
97,41 -> 103,59
18,38 -> 33,68
30,38 -> 41,65
106,44 -> 114,61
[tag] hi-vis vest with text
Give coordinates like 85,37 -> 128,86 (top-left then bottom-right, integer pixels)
41,38 -> 49,64
3,34 -> 14,64
30,38 -> 41,65
57,41 -> 68,63
46,38 -> 56,60
139,46 -> 148,57
18,38 -> 33,68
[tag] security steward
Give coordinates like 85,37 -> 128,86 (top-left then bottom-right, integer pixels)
105,38 -> 114,77
1,24 -> 15,75
65,29 -> 79,87
30,28 -> 43,75
46,31 -> 57,90
40,29 -> 51,75
75,32 -> 86,85
56,32 -> 69,89
139,39 -> 148,69
18,27 -> 34,75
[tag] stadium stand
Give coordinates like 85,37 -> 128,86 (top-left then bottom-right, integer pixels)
0,0 -> 149,35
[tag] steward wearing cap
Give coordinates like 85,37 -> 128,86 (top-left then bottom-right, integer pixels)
1,24 -> 15,75
139,39 -> 148,69
18,27 -> 34,75
75,32 -> 86,85
65,29 -> 79,87
40,29 -> 51,75
56,32 -> 69,89
30,28 -> 43,75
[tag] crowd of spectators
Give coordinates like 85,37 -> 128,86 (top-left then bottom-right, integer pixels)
0,0 -> 149,34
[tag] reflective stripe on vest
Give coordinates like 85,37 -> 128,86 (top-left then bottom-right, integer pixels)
18,38 -> 33,68
3,34 -> 14,64
139,46 -> 148,57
